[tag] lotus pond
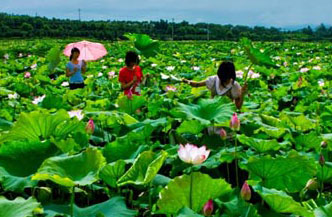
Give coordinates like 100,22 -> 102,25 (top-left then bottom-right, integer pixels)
0,38 -> 332,217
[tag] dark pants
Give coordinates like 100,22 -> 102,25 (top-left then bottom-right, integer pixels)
69,83 -> 85,90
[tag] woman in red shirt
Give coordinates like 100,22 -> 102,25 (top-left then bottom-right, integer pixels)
119,51 -> 144,96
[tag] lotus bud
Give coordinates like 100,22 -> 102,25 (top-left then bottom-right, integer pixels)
319,154 -> 325,166
202,199 -> 213,216
230,113 -> 240,131
240,181 -> 251,201
24,72 -> 31,78
220,128 -> 227,140
305,178 -> 319,190
321,141 -> 327,149
86,119 -> 95,134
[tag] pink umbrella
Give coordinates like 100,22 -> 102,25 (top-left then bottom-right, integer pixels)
63,40 -> 107,61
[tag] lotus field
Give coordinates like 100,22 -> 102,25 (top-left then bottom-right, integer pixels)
0,36 -> 332,217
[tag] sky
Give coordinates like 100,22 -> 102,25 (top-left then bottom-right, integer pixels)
2,0 -> 332,28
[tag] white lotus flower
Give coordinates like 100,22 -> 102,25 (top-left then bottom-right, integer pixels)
300,68 -> 310,73
248,70 -> 260,79
316,57 -> 320,60
32,95 -> 46,104
19,53 -> 23,58
178,144 -> 210,165
8,93 -> 19,99
274,56 -> 281,60
61,82 -> 69,87
296,52 -> 301,56
31,63 -> 37,69
283,62 -> 288,67
318,80 -> 325,87
293,62 -> 298,65
4,54 -> 9,60
313,66 -> 321,70
118,58 -> 124,63
68,110 -> 84,120
98,72 -> 103,77
102,66 -> 107,69
166,85 -> 177,92
236,70 -> 244,78
166,66 -> 175,72
192,66 -> 200,71
108,71 -> 115,79
151,63 -> 157,67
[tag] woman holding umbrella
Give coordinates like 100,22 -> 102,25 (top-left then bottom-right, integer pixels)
66,47 -> 86,90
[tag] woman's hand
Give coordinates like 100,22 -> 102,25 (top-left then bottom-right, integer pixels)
133,75 -> 138,83
241,83 -> 248,95
73,67 -> 78,73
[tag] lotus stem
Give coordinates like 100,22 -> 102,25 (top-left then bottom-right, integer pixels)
189,171 -> 194,209
235,133 -> 239,188
70,186 -> 75,217
320,165 -> 324,197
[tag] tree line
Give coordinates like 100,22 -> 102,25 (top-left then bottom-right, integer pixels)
1,13 -> 331,41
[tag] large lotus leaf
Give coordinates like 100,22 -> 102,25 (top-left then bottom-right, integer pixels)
46,45 -> 61,74
0,109 -> 74,144
103,124 -> 153,163
0,118 -> 12,131
237,134 -> 281,153
176,120 -> 205,134
32,148 -> 106,187
253,186 -> 314,217
44,196 -> 137,217
124,33 -> 160,57
243,150 -> 316,193
117,150 -> 168,186
157,172 -> 232,215
0,196 -> 41,217
294,131 -> 323,151
280,113 -> 316,132
260,114 -> 281,127
177,97 -> 234,125
254,125 -> 287,139
0,140 -> 58,192
220,196 -> 260,217
240,38 -> 275,68
317,162 -> 332,183
177,207 -> 203,217
314,202 -> 332,217
116,94 -> 146,114
100,160 -> 126,188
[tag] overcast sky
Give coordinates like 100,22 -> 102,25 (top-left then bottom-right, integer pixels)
2,0 -> 332,28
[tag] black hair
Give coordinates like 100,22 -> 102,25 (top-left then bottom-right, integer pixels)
70,47 -> 80,61
125,51 -> 140,66
217,62 -> 236,86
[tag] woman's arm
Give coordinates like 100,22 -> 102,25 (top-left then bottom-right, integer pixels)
120,75 -> 137,90
182,79 -> 206,87
234,83 -> 248,110
66,68 -> 76,77
81,60 -> 86,74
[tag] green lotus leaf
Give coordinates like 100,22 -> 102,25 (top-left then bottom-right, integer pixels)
220,195 -> 260,217
314,202 -> 332,217
0,140 -> 58,192
116,94 -> 146,114
243,150 -> 316,193
253,186 -> 314,217
0,109 -> 77,144
100,160 -> 126,188
157,172 -> 232,215
0,196 -> 41,217
124,33 -> 160,57
280,113 -> 316,132
317,162 -> 332,183
294,131 -> 322,151
103,124 -> 153,162
44,196 -> 137,217
117,150 -> 168,186
32,148 -> 106,187
176,120 -> 205,135
177,97 -> 234,125
177,207 -> 204,217
237,134 -> 281,153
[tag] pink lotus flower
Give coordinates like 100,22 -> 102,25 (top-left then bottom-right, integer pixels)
236,70 -> 244,79
108,71 -> 115,79
202,199 -> 213,216
300,68 -> 309,73
32,95 -> 46,104
68,110 -> 84,120
220,128 -> 227,140
24,72 -> 31,78
166,85 -> 177,92
240,181 -> 251,201
178,144 -> 210,165
230,113 -> 240,131
31,63 -> 37,69
86,119 -> 95,134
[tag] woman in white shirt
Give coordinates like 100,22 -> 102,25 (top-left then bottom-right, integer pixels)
182,62 -> 248,110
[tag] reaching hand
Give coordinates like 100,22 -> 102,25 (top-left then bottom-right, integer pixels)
73,67 -> 78,73
242,83 -> 248,95
133,75 -> 138,83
